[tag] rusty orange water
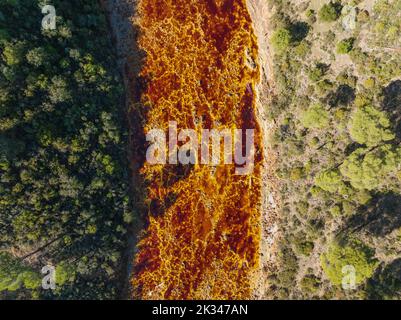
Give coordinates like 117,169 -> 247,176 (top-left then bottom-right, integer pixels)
132,0 -> 262,299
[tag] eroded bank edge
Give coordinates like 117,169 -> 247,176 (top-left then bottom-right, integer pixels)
246,0 -> 281,299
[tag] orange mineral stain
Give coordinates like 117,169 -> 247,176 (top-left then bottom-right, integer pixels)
132,0 -> 262,299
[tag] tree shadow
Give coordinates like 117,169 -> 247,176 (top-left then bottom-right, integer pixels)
102,0 -> 148,300
344,141 -> 360,156
342,192 -> 401,238
382,80 -> 401,140
326,85 -> 355,108
366,258 -> 401,299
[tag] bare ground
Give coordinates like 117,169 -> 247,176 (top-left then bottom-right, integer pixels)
246,0 -> 281,300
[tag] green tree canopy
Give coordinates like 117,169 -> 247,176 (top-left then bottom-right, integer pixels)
0,252 -> 41,291
349,105 -> 395,147
300,104 -> 330,129
2,41 -> 25,65
55,262 -> 76,286
340,145 -> 401,190
271,28 -> 292,52
321,240 -> 378,286
315,170 -> 345,193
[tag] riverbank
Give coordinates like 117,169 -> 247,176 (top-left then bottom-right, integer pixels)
246,0 -> 280,299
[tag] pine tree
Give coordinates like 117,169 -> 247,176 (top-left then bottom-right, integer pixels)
349,105 -> 395,147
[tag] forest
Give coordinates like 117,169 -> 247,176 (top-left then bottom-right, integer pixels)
0,0 -> 132,299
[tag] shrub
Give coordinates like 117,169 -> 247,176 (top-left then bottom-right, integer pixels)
290,167 -> 304,180
357,10 -> 370,23
0,0 -> 131,300
308,63 -> 328,82
342,201 -> 356,216
56,262 -> 76,286
300,104 -> 330,129
48,76 -> 71,104
306,9 -> 317,24
271,28 -> 292,52
295,240 -> 315,256
319,2 -> 342,22
289,21 -> 310,42
2,41 -> 25,65
363,78 -> 376,89
310,136 -> 320,147
354,94 -> 371,108
356,190 -> 372,205
277,247 -> 299,287
316,79 -> 334,95
294,41 -> 310,58
330,205 -> 342,217
300,274 -> 321,293
337,38 -> 355,54
26,47 -> 48,67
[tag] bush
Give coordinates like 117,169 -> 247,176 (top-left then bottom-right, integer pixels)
306,9 -> 317,24
363,78 -> 376,89
294,239 -> 315,256
26,47 -> 48,67
356,190 -> 372,205
290,167 -> 304,180
330,205 -> 342,217
316,79 -> 334,95
319,2 -> 342,22
300,104 -> 330,129
342,201 -> 356,216
337,38 -> 355,54
308,63 -> 328,82
2,41 -> 25,65
300,275 -> 321,293
277,247 -> 299,287
271,28 -> 292,52
357,10 -> 370,23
